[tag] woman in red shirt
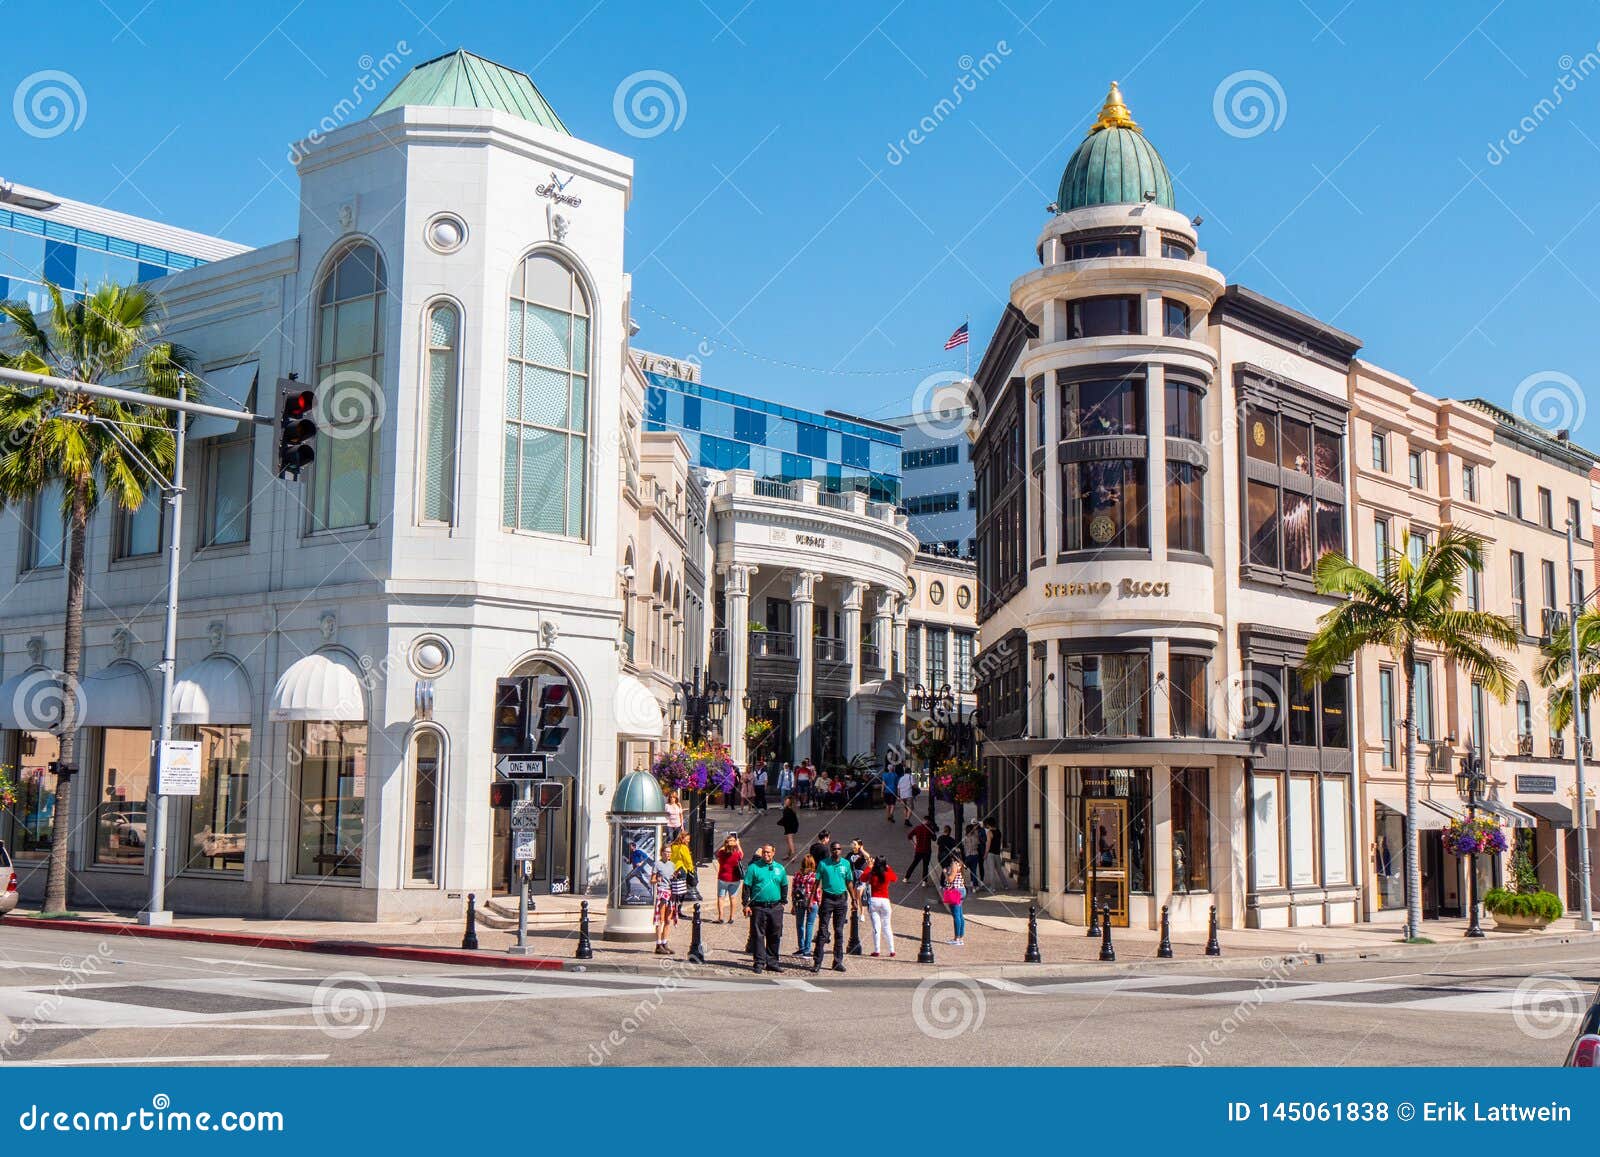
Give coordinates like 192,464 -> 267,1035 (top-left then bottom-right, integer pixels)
864,856 -> 898,957
713,835 -> 744,924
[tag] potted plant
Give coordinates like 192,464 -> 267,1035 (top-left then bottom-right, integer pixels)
933,757 -> 986,804
1482,887 -> 1564,931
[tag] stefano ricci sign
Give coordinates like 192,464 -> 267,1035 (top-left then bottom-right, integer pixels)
1040,577 -> 1172,599
536,170 -> 582,207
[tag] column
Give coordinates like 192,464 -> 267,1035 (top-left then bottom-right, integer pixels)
892,599 -> 909,679
872,589 -> 894,673
724,563 -> 756,764
1042,640 -> 1061,739
791,571 -> 818,765
843,580 -> 866,757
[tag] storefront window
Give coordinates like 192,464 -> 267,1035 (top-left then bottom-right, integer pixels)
180,724 -> 249,873
5,731 -> 59,857
1166,461 -> 1204,553
1374,803 -> 1406,909
310,243 -> 386,531
1250,774 -> 1282,889
1064,768 -> 1153,894
1288,775 -> 1318,887
1240,397 -> 1346,579
1288,672 -> 1316,746
411,730 -> 442,884
1060,374 -> 1145,439
293,721 -> 368,879
1165,379 -> 1204,440
94,728 -> 152,867
1066,295 -> 1140,340
1322,776 -> 1351,885
1171,767 -> 1210,892
1062,458 -> 1148,550
1062,650 -> 1150,737
1321,675 -> 1350,749
1169,653 -> 1209,738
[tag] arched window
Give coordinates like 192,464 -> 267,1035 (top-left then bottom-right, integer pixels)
1516,682 -> 1532,749
311,243 -> 386,531
409,729 -> 443,883
503,252 -> 590,538
420,301 -> 460,524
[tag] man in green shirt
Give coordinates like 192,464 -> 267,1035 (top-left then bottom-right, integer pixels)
741,844 -> 789,973
811,841 -> 854,973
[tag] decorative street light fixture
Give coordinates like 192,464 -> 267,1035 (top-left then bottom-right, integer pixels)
911,681 -> 980,832
1455,750 -> 1488,940
670,668 -> 727,859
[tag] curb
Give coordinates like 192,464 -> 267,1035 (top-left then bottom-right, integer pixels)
12,916 -> 569,971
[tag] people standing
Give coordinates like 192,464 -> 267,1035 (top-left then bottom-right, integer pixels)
713,834 -> 744,924
669,829 -> 697,916
777,761 -> 795,801
778,796 -> 800,858
882,766 -> 899,822
753,762 -> 770,811
896,766 -> 916,825
962,823 -> 985,893
811,841 -> 855,973
985,820 -> 1006,887
653,858 -> 679,955
738,762 -> 756,812
936,824 -> 958,871
795,760 -> 813,808
907,819 -> 935,885
847,839 -> 870,921
941,856 -> 967,946
865,856 -> 898,956
807,828 -> 831,867
792,854 -> 821,955
741,843 -> 789,973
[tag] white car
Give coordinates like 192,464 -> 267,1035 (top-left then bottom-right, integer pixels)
1566,987 -> 1600,1067
0,841 -> 17,917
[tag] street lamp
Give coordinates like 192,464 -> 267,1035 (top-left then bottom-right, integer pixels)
912,681 -> 980,832
1455,751 -> 1487,939
675,669 -> 727,859
1566,516 -> 1595,932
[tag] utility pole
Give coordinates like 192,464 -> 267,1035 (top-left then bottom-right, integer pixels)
1568,518 -> 1594,931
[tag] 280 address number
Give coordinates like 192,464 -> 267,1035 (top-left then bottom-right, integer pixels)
1228,1102 -> 1390,1123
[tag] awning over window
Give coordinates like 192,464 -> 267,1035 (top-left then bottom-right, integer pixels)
1517,800 -> 1576,829
1478,798 -> 1534,829
172,656 -> 252,725
615,674 -> 664,740
271,652 -> 366,721
79,665 -> 154,728
1414,799 -> 1464,830
0,668 -> 66,730
186,362 -> 258,440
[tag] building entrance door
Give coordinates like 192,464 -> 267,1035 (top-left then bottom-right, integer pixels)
1084,798 -> 1129,927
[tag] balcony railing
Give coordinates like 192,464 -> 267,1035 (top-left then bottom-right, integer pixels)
1542,607 -> 1570,641
710,627 -> 728,655
817,490 -> 852,510
748,630 -> 796,658
860,643 -> 881,670
754,479 -> 797,501
622,627 -> 635,664
1518,732 -> 1535,757
814,637 -> 847,662
1552,735 -> 1565,759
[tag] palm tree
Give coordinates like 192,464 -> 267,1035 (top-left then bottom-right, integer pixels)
1536,607 -> 1600,734
0,283 -> 194,915
1302,527 -> 1518,940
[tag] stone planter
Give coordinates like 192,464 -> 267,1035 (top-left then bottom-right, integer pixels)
1488,910 -> 1551,932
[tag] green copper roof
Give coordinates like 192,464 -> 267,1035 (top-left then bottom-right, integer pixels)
371,49 -> 569,134
611,771 -> 667,816
1056,83 -> 1174,213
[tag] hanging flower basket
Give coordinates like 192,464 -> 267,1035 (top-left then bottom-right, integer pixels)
744,717 -> 774,747
933,757 -> 985,804
652,739 -> 738,795
1442,815 -> 1507,857
0,767 -> 16,809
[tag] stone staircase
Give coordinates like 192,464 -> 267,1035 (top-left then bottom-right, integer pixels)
476,893 -> 591,931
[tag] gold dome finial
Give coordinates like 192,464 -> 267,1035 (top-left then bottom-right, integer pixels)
1090,81 -> 1140,134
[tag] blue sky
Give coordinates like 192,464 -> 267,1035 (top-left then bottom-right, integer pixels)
7,0 -> 1600,430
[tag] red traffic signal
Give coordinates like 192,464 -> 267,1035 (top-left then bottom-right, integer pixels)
492,676 -> 533,754
534,680 -> 570,752
275,377 -> 318,479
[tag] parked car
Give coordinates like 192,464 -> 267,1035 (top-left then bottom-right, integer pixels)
0,840 -> 17,918
1564,986 -> 1600,1067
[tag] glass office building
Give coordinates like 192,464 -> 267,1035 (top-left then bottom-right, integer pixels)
643,366 -> 902,504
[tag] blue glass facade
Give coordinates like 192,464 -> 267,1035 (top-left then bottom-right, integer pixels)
0,207 -> 209,314
643,370 -> 902,504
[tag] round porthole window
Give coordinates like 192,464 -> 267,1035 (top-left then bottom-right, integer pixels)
956,585 -> 971,609
409,634 -> 453,677
929,581 -> 945,605
424,213 -> 467,254
907,577 -> 917,599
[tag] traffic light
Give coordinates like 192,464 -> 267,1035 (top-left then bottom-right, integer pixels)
492,676 -> 533,754
533,679 -> 571,753
489,781 -> 513,809
275,375 -> 318,479
534,781 -> 565,809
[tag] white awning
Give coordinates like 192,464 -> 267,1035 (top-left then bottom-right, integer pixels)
1478,798 -> 1535,829
271,652 -> 365,721
0,668 -> 67,730
616,674 -> 665,740
79,664 -> 154,729
186,362 -> 258,440
172,656 -> 252,725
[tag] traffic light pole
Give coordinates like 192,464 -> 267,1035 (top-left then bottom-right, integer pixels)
1568,519 -> 1595,932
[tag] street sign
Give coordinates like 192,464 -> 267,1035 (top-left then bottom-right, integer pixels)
156,740 -> 202,796
510,800 -> 540,833
496,755 -> 549,780
512,832 -> 537,862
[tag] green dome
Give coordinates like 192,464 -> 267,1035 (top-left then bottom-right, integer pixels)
611,770 -> 666,815
1056,83 -> 1174,213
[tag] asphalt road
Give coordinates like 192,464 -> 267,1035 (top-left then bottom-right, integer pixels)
0,925 -> 1592,1067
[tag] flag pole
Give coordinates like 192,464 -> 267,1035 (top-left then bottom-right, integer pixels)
964,313 -> 970,379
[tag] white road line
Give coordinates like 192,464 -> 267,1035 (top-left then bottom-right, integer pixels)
773,978 -> 828,992
184,957 -> 312,972
978,978 -> 1034,993
19,1053 -> 331,1066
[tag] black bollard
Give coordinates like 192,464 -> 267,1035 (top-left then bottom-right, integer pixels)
1098,903 -> 1115,962
744,907 -> 757,955
1024,904 -> 1042,964
1086,897 -> 1101,937
847,905 -> 863,955
686,902 -> 707,963
461,893 -> 480,951
1205,904 -> 1222,957
573,900 -> 594,960
1157,904 -> 1173,959
916,904 -> 936,964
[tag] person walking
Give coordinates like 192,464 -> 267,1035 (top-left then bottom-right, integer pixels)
663,789 -> 684,836
776,761 -> 795,801
668,829 -> 697,916
882,765 -> 899,823
895,766 -> 916,826
864,856 -> 898,956
985,820 -> 1006,888
652,857 -> 679,955
811,841 -> 855,973
738,762 -> 756,812
753,761 -> 770,811
741,843 -> 789,973
941,856 -> 967,946
962,823 -> 985,894
936,824 -> 958,871
792,854 -> 821,955
907,819 -> 935,885
795,760 -> 813,808
713,834 -> 744,923
778,796 -> 800,858
807,828 -> 831,867
847,839 -> 870,921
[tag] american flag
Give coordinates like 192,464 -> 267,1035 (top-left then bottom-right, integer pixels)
943,322 -> 970,350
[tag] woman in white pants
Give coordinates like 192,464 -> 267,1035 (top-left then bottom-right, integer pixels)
864,857 -> 899,957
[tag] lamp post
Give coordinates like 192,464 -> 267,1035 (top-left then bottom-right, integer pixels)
912,681 -> 979,832
1455,751 -> 1487,939
670,669 -> 727,861
1567,517 -> 1596,932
